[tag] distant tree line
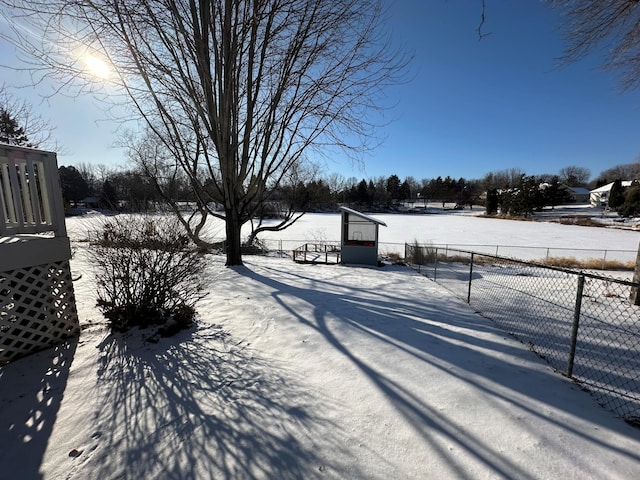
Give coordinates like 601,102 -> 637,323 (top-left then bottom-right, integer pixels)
333,175 -> 483,210
58,163 -> 194,212
61,161 -> 638,219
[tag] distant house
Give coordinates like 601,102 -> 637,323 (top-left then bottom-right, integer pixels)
569,187 -> 590,203
539,183 -> 589,204
589,181 -> 633,207
81,196 -> 101,208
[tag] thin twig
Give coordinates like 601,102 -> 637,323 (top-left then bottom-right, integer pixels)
477,0 -> 492,40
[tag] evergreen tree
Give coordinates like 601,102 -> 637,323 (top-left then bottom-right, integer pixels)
443,177 -> 456,204
608,179 -> 625,210
367,180 -> 378,206
398,180 -> 411,201
619,182 -> 640,217
433,177 -> 446,203
101,180 -> 119,210
500,175 -> 542,217
542,176 -> 572,209
356,179 -> 369,205
0,108 -> 30,146
58,166 -> 90,207
485,188 -> 498,215
385,174 -> 401,200
306,180 -> 334,210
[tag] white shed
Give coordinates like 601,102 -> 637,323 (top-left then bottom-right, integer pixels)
339,207 -> 386,266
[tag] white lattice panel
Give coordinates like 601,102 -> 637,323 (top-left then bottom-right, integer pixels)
0,260 -> 79,364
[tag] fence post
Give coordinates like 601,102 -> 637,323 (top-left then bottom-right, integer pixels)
434,247 -> 438,281
467,252 -> 474,304
631,243 -> 640,305
566,274 -> 585,378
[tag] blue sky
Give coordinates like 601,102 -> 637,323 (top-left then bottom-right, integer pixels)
348,0 -> 640,182
1,1 -> 640,183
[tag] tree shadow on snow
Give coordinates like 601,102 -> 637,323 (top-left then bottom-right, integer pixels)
86,323 -> 351,480
237,260 -> 640,478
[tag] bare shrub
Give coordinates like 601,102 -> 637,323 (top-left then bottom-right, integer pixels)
406,240 -> 437,265
87,215 -> 207,335
555,217 -> 605,228
241,237 -> 270,255
539,256 -> 634,271
380,249 -> 404,265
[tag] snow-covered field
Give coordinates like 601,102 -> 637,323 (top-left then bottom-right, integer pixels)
1,210 -> 640,479
67,205 -> 640,262
257,207 -> 640,262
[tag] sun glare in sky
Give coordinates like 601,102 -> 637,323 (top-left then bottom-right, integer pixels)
82,54 -> 112,79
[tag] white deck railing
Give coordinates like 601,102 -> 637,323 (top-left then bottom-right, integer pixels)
0,144 -> 78,364
0,144 -> 66,237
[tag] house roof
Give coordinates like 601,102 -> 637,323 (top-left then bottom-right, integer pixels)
590,181 -> 633,194
570,187 -> 591,195
339,206 -> 387,227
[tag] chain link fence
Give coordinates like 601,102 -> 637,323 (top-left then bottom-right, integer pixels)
252,238 -> 636,266
405,243 -> 640,425
402,244 -> 636,265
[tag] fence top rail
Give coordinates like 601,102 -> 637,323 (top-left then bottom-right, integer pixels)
253,239 -> 636,255
413,244 -> 640,288
427,242 -> 636,255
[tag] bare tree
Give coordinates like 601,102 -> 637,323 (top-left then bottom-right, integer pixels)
0,0 -> 407,265
74,161 -> 102,193
549,0 -> 640,299
550,0 -> 640,91
0,85 -> 56,148
244,160 -> 320,246
558,165 -> 591,187
325,173 -> 347,197
482,168 -> 526,190
596,161 -> 640,184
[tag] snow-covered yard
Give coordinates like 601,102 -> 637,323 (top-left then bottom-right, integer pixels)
1,211 -> 640,479
411,254 -> 640,419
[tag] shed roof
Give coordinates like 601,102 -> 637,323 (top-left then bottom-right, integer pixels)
339,206 -> 387,227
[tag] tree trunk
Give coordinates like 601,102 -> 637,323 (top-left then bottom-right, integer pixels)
225,206 -> 243,266
631,240 -> 640,305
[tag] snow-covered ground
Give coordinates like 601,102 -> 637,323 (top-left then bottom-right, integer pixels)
1,211 -> 640,479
